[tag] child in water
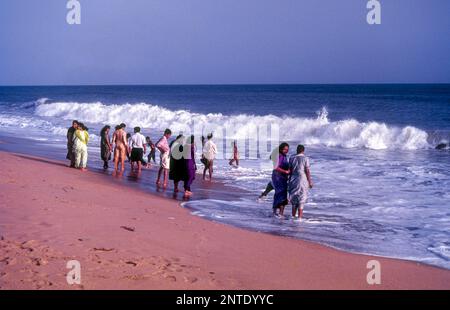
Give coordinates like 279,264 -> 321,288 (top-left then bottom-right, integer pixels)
146,136 -> 156,167
229,140 -> 239,167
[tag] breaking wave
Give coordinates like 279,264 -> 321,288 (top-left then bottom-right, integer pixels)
34,100 -> 431,150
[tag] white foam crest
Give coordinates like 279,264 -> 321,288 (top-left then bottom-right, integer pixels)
0,114 -> 68,137
34,101 -> 431,150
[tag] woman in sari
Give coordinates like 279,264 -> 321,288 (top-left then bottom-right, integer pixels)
100,125 -> 112,169
271,142 -> 290,217
73,123 -> 89,171
288,144 -> 313,220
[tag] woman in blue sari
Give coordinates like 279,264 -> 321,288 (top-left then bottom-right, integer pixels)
271,142 -> 290,217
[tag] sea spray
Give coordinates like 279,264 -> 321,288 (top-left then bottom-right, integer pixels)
35,101 -> 431,150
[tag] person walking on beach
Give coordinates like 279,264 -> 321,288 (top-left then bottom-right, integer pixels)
169,134 -> 186,193
112,123 -> 128,172
202,133 -> 217,181
229,140 -> 239,167
288,144 -> 313,220
66,120 -> 79,167
73,123 -> 89,171
156,128 -> 172,188
146,136 -> 156,167
130,127 -> 147,172
100,125 -> 112,169
271,142 -> 290,217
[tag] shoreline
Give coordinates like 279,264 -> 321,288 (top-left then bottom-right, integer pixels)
0,150 -> 450,289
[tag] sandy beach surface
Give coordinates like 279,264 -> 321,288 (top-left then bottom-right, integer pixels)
0,151 -> 449,290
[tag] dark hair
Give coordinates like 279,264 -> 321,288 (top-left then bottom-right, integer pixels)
164,128 -> 172,135
278,142 -> 289,154
120,123 -> 126,128
126,133 -> 131,139
134,127 -> 140,133
77,123 -> 88,131
297,144 -> 305,154
100,125 -> 110,136
115,125 -> 121,130
72,120 -> 79,125
190,135 -> 195,144
146,136 -> 150,141
207,133 -> 213,139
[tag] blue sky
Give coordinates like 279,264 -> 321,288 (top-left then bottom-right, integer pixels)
0,0 -> 449,85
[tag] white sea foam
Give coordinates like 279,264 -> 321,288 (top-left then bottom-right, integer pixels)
34,101 -> 431,150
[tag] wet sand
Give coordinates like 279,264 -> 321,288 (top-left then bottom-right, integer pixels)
0,151 -> 449,290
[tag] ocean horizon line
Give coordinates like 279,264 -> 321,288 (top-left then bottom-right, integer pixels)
1,82 -> 450,88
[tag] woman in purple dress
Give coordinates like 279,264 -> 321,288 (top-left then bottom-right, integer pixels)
184,135 -> 197,197
271,142 -> 290,217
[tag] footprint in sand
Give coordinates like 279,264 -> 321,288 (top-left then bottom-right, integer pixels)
62,186 -> 74,193
92,247 -> 115,252
30,257 -> 48,266
183,276 -> 198,284
125,261 -> 137,267
0,257 -> 17,266
20,240 -> 38,252
165,275 -> 177,282
123,274 -> 149,281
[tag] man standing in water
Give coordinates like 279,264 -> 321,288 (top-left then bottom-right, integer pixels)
130,127 -> 147,172
66,120 -> 79,167
156,128 -> 172,188
202,133 -> 217,181
112,123 -> 128,173
288,144 -> 313,220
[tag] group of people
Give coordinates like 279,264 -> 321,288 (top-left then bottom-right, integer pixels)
66,121 -> 220,198
67,121 -> 313,216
